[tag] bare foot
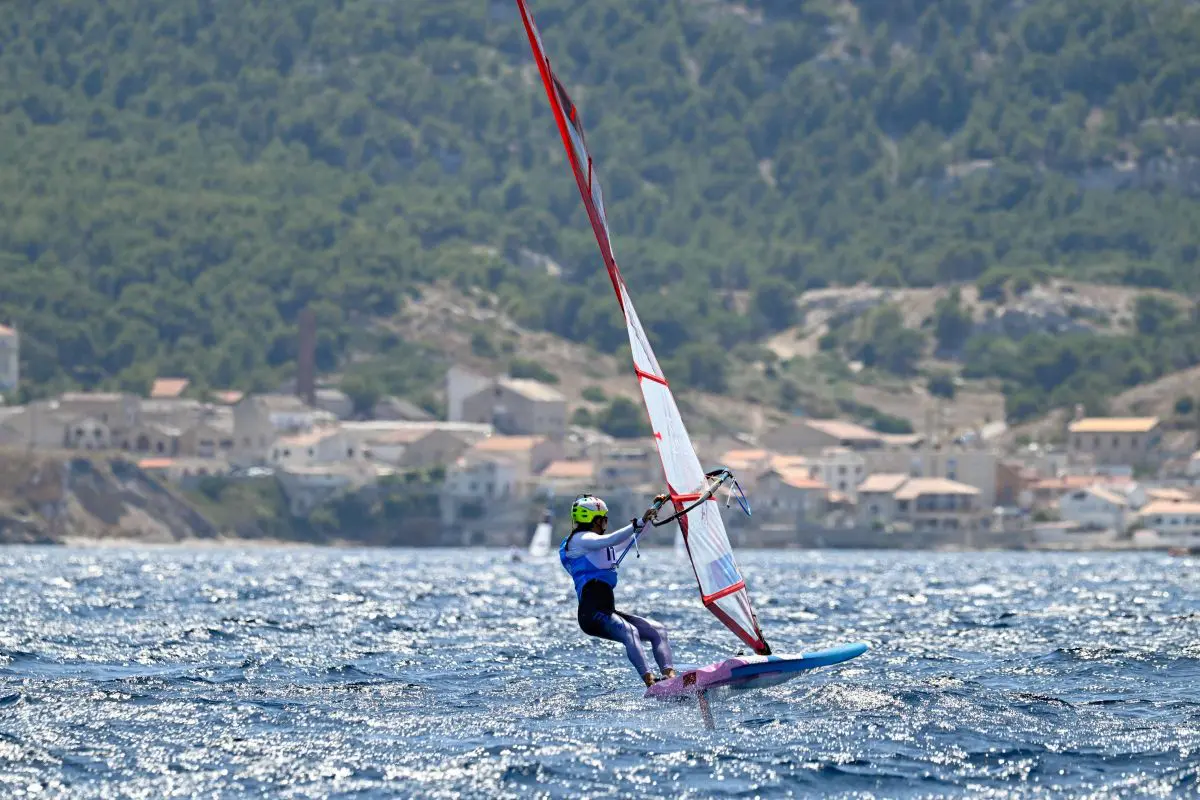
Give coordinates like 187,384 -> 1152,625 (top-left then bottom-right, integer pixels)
662,668 -> 677,680
642,672 -> 658,687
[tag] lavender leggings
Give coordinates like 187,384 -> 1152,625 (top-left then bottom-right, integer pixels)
578,581 -> 674,677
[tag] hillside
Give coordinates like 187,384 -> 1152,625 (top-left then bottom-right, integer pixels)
0,451 -> 218,543
2,0 -> 1200,419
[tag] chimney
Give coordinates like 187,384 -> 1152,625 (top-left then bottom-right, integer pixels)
297,306 -> 316,407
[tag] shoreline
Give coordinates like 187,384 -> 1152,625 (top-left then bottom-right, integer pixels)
18,537 -> 1193,554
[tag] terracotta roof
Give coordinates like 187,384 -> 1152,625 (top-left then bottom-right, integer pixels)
1068,417 -> 1159,434
773,468 -> 827,490
211,390 -> 245,405
1032,475 -> 1103,491
150,378 -> 190,399
137,458 -> 175,469
1145,487 -> 1193,503
894,477 -> 980,500
474,435 -> 546,453
858,473 -> 910,494
541,459 -> 595,480
274,427 -> 342,448
720,449 -> 771,465
769,455 -> 809,472
1139,501 -> 1200,516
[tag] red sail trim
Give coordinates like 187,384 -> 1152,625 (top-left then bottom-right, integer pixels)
635,369 -> 668,387
517,4 -> 625,304
706,601 -> 769,654
702,582 -> 747,604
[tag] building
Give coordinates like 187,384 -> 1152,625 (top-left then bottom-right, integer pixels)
468,435 -> 561,488
439,452 -> 530,545
0,324 -> 19,395
57,393 -> 141,434
856,473 -> 910,528
864,446 -> 998,509
275,463 -> 389,516
538,459 -> 596,495
1135,501 -> 1200,549
754,467 -> 828,524
594,442 -> 661,492
857,474 -> 983,532
806,447 -> 866,501
341,421 -> 489,469
270,427 -> 357,468
231,394 -> 334,466
315,388 -> 354,420
179,416 -> 236,459
765,418 -> 885,454
446,366 -> 492,422
460,378 -> 567,438
892,478 -> 983,532
1067,417 -> 1162,468
1057,486 -> 1128,531
125,422 -> 184,456
64,417 -> 112,450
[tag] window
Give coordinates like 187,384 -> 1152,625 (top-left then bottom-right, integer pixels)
1075,436 -> 1082,448
1112,436 -> 1119,448
347,447 -> 355,458
1093,436 -> 1100,448
1131,436 -> 1139,448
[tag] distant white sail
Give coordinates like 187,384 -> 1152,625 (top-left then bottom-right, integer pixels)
528,508 -> 553,559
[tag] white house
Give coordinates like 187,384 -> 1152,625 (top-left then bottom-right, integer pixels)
232,394 -> 334,465
1057,486 -> 1128,531
1135,501 -> 1200,549
807,447 -> 866,501
270,426 -> 356,468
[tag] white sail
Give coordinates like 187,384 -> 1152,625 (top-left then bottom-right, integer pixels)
528,511 -> 552,559
517,0 -> 769,654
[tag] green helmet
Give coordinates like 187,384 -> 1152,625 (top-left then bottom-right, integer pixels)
571,495 -> 609,524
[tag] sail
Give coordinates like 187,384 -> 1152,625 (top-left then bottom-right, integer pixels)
516,0 -> 769,655
529,510 -> 552,559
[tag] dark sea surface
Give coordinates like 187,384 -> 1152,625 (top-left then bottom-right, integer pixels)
0,546 -> 1196,798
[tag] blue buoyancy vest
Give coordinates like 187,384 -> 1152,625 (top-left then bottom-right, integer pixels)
559,534 -> 618,600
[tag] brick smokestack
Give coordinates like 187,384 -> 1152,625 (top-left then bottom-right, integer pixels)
297,306 -> 317,407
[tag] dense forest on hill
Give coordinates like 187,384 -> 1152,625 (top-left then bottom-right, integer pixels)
2,0 -> 1200,419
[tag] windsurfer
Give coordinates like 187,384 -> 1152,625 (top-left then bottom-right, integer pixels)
560,494 -> 678,687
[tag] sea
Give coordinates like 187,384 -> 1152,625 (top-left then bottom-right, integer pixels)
0,546 -> 1196,799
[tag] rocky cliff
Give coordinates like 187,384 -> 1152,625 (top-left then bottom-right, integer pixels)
0,450 -> 218,544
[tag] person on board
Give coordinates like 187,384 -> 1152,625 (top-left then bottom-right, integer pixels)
560,494 -> 678,687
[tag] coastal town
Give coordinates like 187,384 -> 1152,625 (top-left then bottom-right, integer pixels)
1,321 -> 1198,552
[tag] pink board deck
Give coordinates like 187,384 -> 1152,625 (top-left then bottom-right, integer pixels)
645,642 -> 868,699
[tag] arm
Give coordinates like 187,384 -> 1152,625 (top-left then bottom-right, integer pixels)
570,520 -> 643,552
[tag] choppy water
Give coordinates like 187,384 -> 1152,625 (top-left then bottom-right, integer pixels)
0,546 -> 1197,798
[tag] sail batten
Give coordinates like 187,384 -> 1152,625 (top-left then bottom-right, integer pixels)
517,0 -> 768,655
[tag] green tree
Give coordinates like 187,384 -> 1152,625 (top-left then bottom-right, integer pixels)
597,397 -> 652,439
